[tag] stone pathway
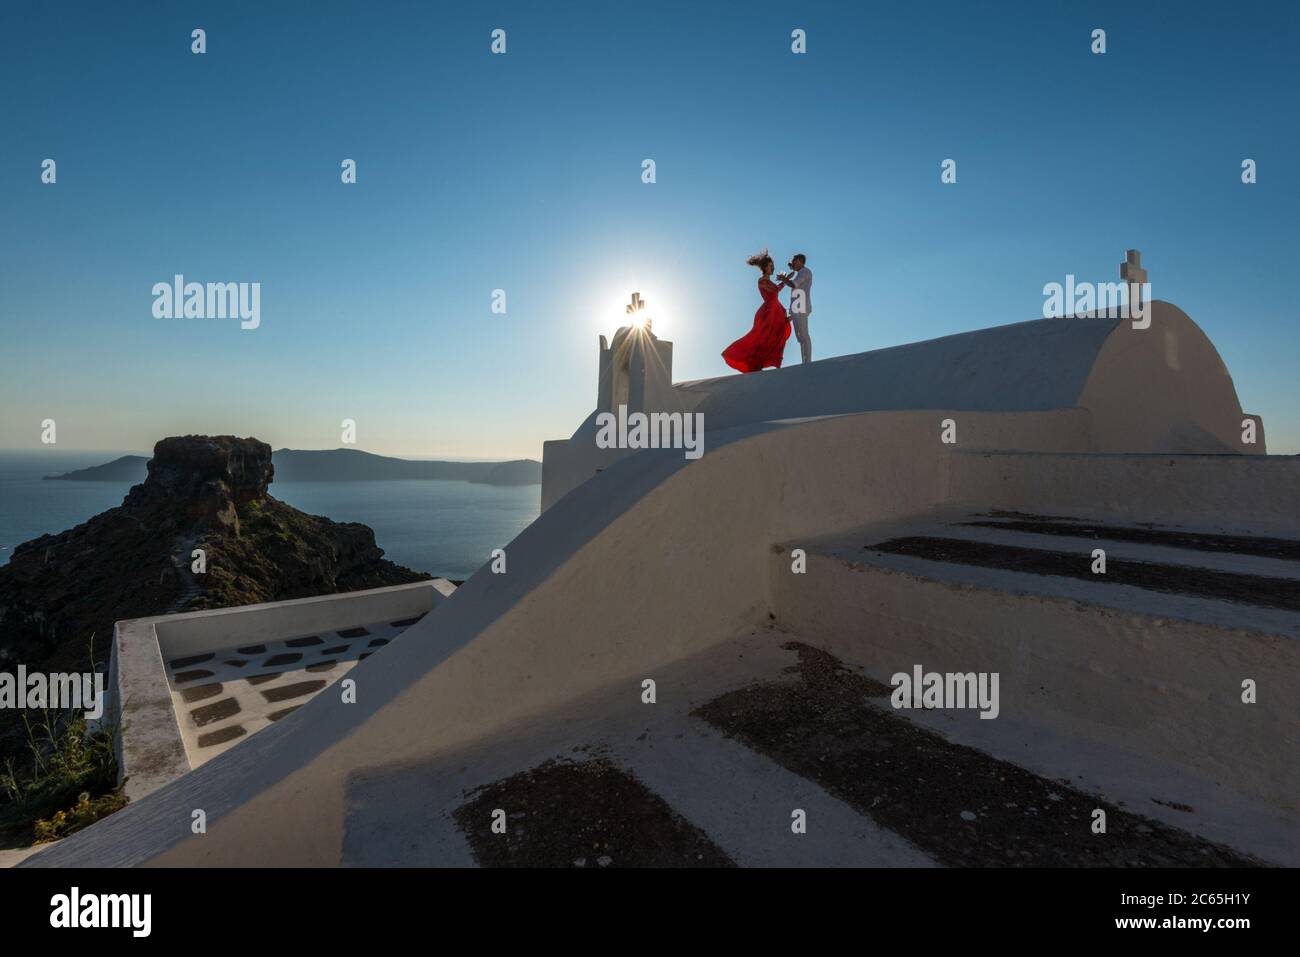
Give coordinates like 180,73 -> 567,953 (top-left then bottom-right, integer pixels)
339,627 -> 1282,868
439,640 -> 1262,868
164,532 -> 202,613
692,642 -> 1262,867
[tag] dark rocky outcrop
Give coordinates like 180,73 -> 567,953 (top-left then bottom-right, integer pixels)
0,435 -> 430,674
129,434 -> 274,506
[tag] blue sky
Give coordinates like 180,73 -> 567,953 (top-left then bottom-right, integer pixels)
2,0 -> 1296,457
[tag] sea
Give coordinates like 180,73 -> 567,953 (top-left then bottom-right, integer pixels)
0,451 -> 540,581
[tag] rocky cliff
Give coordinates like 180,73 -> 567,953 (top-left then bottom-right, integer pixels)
0,435 -> 430,673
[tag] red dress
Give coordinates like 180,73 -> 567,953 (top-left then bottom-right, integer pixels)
722,277 -> 792,373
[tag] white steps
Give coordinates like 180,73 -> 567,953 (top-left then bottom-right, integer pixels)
771,508 -> 1300,816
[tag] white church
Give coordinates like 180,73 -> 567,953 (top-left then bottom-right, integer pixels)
23,250 -> 1298,868
544,259 -> 1263,508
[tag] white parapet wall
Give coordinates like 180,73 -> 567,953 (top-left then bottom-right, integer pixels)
105,581 -> 454,804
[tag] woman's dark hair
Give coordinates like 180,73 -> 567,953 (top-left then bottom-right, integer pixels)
746,248 -> 773,271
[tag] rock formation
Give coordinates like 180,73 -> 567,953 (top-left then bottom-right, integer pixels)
0,435 -> 429,674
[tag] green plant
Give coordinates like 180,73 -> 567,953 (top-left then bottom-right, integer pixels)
34,789 -> 128,843
0,648 -> 126,843
1,708 -> 117,798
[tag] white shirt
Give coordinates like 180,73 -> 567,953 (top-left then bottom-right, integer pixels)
788,267 -> 812,316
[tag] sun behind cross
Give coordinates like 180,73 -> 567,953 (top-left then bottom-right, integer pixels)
625,292 -> 652,332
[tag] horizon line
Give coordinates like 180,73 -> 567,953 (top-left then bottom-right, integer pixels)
0,447 -> 540,463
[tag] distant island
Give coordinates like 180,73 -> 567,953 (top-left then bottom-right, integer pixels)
46,448 -> 542,486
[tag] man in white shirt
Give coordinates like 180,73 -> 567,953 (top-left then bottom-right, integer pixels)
784,254 -> 813,364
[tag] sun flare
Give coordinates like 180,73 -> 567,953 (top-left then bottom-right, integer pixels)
602,286 -> 672,338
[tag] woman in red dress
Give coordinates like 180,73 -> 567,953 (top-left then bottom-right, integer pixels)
722,249 -> 793,373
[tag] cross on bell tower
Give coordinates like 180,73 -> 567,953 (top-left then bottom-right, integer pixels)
625,291 -> 651,332
597,292 -> 677,415
1120,249 -> 1148,312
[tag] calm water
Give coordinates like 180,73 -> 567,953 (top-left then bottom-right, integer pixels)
0,452 -> 540,580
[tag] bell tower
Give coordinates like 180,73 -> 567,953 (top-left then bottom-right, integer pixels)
597,293 -> 677,415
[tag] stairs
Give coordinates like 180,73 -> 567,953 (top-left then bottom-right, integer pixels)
338,621 -> 1296,868
264,503 -> 1300,869
770,507 -> 1300,817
